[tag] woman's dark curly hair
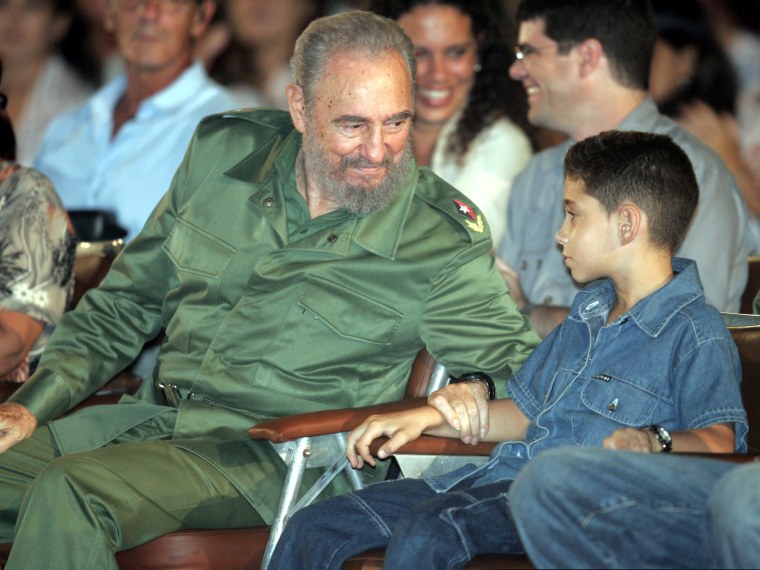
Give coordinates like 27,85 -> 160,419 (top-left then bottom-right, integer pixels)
371,0 -> 531,162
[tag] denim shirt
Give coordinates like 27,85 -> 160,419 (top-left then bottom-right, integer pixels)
429,258 -> 748,492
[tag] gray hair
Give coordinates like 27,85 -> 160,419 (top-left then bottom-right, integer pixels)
291,10 -> 416,108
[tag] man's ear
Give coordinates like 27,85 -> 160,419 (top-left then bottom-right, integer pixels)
618,203 -> 641,245
576,38 -> 604,79
287,83 -> 307,134
191,1 -> 216,39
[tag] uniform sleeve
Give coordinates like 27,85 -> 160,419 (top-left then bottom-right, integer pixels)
420,242 -> 540,398
9,125 -> 203,422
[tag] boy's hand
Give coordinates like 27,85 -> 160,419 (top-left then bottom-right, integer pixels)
428,381 -> 490,444
603,428 -> 655,452
346,407 -> 442,469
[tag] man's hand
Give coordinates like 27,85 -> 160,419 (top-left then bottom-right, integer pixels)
603,428 -> 656,452
427,381 -> 490,444
0,403 -> 37,454
346,407 -> 442,469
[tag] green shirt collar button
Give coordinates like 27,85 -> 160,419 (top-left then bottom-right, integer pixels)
327,234 -> 338,243
264,197 -> 275,207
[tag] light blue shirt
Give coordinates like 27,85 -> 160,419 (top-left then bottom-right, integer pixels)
34,61 -> 239,241
498,97 -> 753,313
429,258 -> 748,492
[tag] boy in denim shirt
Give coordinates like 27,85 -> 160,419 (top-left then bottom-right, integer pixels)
269,131 -> 749,570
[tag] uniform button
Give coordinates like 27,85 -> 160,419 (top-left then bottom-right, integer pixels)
327,234 -> 338,243
264,197 -> 275,207
519,260 -> 527,270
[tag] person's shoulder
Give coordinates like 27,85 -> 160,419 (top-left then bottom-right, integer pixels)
196,108 -> 293,138
412,167 -> 493,246
671,299 -> 733,346
651,113 -> 731,179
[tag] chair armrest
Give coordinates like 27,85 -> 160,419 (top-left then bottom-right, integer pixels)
369,435 -> 496,457
248,398 -> 427,443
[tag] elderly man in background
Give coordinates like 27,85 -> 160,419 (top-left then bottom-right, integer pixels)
34,0 -> 238,241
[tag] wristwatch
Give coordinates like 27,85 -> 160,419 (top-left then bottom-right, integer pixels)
646,424 -> 672,452
448,371 -> 496,401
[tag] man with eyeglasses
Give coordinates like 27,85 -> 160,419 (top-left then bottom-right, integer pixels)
33,0 -> 238,242
491,0 -> 752,338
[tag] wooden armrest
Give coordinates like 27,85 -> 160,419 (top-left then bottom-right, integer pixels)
248,398 -> 427,443
370,435 -> 496,456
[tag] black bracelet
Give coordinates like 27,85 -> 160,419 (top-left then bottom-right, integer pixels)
448,371 -> 496,401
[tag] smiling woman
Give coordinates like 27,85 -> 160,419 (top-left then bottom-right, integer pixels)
371,0 -> 533,247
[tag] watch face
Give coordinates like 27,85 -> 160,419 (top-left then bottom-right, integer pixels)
654,425 -> 672,451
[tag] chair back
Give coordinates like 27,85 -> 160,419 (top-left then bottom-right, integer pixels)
740,256 -> 760,314
70,239 -> 124,309
404,349 -> 449,398
729,324 -> 760,453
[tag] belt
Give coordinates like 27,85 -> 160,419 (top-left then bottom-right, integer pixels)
155,381 -> 195,407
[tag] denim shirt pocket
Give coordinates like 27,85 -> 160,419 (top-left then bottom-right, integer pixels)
574,374 -> 663,441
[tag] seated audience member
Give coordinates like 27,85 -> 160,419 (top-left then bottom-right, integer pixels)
269,130 -> 748,569
510,450 -> 760,568
371,0 -> 533,247
0,12 -> 538,567
0,0 -> 94,165
497,0 -> 751,337
207,0 -> 323,110
649,0 -> 760,241
33,0 -> 237,241
0,66 -> 75,384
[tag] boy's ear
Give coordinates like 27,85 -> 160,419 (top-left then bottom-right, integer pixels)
617,204 -> 641,245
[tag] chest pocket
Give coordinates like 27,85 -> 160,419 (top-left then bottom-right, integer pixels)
299,275 -> 403,345
578,374 -> 663,427
163,218 -> 236,278
162,219 -> 237,352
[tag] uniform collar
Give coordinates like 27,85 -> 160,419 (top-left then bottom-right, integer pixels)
573,258 -> 705,337
223,114 -> 417,259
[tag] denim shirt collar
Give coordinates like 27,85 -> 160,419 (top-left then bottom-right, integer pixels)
572,257 -> 704,338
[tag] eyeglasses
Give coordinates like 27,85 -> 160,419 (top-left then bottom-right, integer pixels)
115,0 -> 196,14
0,93 -> 7,110
514,42 -> 575,61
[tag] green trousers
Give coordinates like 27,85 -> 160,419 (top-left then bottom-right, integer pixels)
0,421 -> 265,569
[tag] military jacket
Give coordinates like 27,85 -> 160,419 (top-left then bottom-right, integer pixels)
11,110 -> 539,518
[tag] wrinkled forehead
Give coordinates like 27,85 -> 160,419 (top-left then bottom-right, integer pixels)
310,50 -> 413,114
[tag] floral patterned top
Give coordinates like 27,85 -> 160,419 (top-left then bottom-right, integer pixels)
0,160 -> 75,382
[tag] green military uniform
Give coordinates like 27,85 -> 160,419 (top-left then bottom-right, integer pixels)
2,110 -> 539,566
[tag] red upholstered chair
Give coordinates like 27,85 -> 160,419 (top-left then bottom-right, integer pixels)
740,256 -> 760,315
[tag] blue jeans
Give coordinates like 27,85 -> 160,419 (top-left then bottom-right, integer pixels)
509,448 -> 760,569
269,477 -> 524,569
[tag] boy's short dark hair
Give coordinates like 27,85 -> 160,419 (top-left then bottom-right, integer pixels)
516,0 -> 656,90
564,130 -> 698,253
